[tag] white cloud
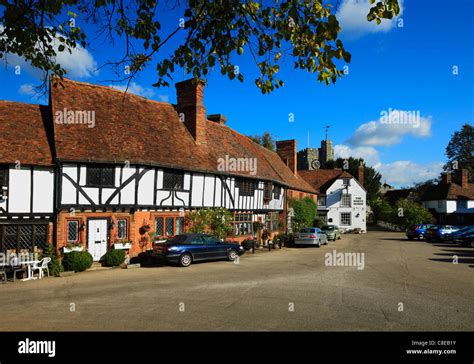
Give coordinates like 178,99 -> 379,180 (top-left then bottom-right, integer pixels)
336,0 -> 404,39
157,94 -> 169,102
377,161 -> 443,187
0,26 -> 97,79
346,109 -> 432,146
18,83 -> 37,96
334,144 -> 381,168
334,144 -> 443,187
109,82 -> 156,98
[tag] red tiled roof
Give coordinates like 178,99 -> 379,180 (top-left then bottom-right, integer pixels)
421,182 -> 474,200
298,169 -> 354,193
49,78 -> 316,193
0,101 -> 53,166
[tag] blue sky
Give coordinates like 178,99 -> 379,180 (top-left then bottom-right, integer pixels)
1,0 -> 472,187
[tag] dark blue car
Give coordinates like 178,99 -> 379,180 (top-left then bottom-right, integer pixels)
406,224 -> 435,240
153,233 -> 245,267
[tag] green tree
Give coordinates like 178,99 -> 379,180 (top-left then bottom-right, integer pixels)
323,157 -> 382,205
443,124 -> 474,183
393,199 -> 435,228
186,208 -> 233,240
0,0 -> 399,93
248,131 -> 275,151
371,198 -> 394,222
289,197 -> 318,232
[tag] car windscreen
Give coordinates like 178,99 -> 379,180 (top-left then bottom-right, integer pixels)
321,226 -> 334,230
300,228 -> 315,233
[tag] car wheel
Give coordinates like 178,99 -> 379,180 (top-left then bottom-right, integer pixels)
179,253 -> 192,267
228,249 -> 239,261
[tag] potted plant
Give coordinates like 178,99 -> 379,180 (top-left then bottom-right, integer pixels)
139,223 -> 151,235
114,239 -> 132,250
63,242 -> 84,253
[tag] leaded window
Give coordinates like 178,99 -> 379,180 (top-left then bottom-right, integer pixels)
165,217 -> 174,236
67,220 -> 79,243
263,182 -> 273,200
0,224 -> 48,253
236,179 -> 256,196
273,185 -> 282,199
233,213 -> 253,235
163,171 -> 184,190
266,212 -> 279,232
176,217 -> 184,235
117,219 -> 127,239
86,166 -> 115,187
155,217 -> 164,236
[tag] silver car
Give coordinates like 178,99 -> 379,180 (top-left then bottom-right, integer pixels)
294,227 -> 328,247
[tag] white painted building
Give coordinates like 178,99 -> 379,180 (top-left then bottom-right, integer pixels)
299,169 -> 367,232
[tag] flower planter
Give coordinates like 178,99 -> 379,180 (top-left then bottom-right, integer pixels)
114,243 -> 132,250
63,246 -> 84,253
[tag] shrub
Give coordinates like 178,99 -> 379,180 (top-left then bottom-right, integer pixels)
63,251 -> 93,272
43,244 -> 63,277
103,249 -> 126,267
289,197 -> 318,232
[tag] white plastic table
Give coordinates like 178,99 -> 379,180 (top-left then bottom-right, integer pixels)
19,260 -> 41,281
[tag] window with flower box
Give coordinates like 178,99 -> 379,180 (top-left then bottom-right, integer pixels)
67,220 -> 79,243
116,219 -> 128,239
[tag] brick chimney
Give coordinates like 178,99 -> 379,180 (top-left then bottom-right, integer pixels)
357,164 -> 364,187
461,169 -> 469,188
176,78 -> 207,145
442,172 -> 451,184
276,140 -> 297,175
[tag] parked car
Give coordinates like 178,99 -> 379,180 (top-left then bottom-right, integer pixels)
406,224 -> 435,240
153,234 -> 245,267
452,227 -> 474,247
320,225 -> 341,241
444,225 -> 474,241
425,225 -> 459,241
294,227 -> 328,247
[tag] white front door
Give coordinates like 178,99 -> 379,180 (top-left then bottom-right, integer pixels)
87,219 -> 108,261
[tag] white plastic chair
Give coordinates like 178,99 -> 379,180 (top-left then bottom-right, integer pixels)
32,257 -> 51,279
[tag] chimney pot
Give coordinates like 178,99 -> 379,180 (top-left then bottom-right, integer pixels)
208,114 -> 227,124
